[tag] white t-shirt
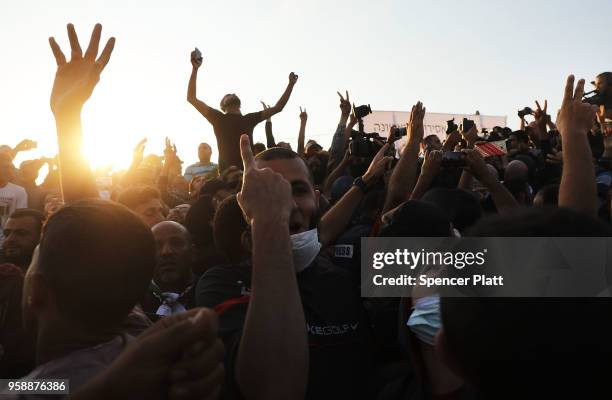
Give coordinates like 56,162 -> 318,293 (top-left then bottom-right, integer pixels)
0,182 -> 28,243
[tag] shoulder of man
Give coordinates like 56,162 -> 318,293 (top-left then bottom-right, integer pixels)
20,335 -> 130,390
196,263 -> 252,309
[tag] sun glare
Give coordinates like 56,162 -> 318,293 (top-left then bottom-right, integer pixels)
82,133 -> 133,172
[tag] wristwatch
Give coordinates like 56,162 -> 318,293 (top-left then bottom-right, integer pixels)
352,176 -> 369,193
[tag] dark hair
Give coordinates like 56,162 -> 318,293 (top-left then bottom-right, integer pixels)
184,195 -> 215,247
379,200 -> 451,237
199,178 -> 230,197
466,206 -> 612,237
442,208 -> 612,397
421,188 -> 482,232
213,195 -> 248,264
220,94 -> 241,112
255,146 -> 301,162
255,147 -> 313,183
253,142 -> 266,154
9,208 -> 45,233
37,199 -> 155,330
117,186 -> 160,210
597,71 -> 612,82
422,134 -> 439,145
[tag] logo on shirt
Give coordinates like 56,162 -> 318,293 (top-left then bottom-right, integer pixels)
333,245 -> 354,259
306,322 -> 359,336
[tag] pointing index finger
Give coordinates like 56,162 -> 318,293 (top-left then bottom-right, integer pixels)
240,134 -> 255,171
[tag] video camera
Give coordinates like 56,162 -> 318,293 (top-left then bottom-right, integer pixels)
583,90 -> 609,106
349,131 -> 384,158
462,117 -> 476,132
446,119 -> 458,134
517,107 -> 534,118
389,126 -> 407,139
440,151 -> 467,168
353,104 -> 372,120
347,103 -> 385,158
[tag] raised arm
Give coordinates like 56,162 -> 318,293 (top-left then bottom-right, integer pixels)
235,135 -> 308,399
319,144 -> 392,247
49,23 -> 114,202
327,91 -> 352,169
383,102 -> 426,213
260,73 -> 299,120
463,150 -> 518,213
557,75 -> 599,217
187,49 -> 221,122
121,138 -> 146,188
297,107 -> 307,157
10,139 -> 38,160
261,101 -> 276,148
323,149 -> 351,197
410,150 -> 442,200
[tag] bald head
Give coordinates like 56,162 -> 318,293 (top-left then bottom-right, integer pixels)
151,221 -> 194,292
504,160 -> 528,182
152,220 -> 190,239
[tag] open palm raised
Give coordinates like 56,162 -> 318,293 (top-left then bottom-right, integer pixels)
49,23 -> 115,115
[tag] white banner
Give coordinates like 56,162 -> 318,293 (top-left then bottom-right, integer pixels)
363,110 -> 507,140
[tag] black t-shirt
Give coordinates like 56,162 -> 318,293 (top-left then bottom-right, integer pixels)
196,254 -> 374,400
206,110 -> 265,171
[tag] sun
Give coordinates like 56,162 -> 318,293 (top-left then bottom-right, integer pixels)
82,131 -> 134,173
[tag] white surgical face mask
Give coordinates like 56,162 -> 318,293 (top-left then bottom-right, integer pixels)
407,295 -> 442,345
290,228 -> 321,273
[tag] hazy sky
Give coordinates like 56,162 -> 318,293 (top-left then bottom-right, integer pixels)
1,0 -> 611,170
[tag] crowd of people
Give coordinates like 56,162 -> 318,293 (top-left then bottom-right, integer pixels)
2,22 -> 612,399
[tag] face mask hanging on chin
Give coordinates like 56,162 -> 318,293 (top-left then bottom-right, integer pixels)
290,228 -> 322,273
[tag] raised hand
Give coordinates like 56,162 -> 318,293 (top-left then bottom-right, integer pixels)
299,107 -> 308,123
288,72 -> 299,86
348,111 -> 358,127
421,149 -> 443,177
14,139 -> 37,153
461,125 -> 479,147
363,143 -> 393,184
237,135 -> 293,225
337,90 -> 351,117
534,100 -> 549,124
133,138 -> 147,164
190,47 -> 203,69
261,101 -> 273,123
546,149 -> 563,165
557,75 -> 598,137
407,102 -> 426,144
463,149 -> 496,186
163,137 -> 179,164
49,23 -> 115,115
